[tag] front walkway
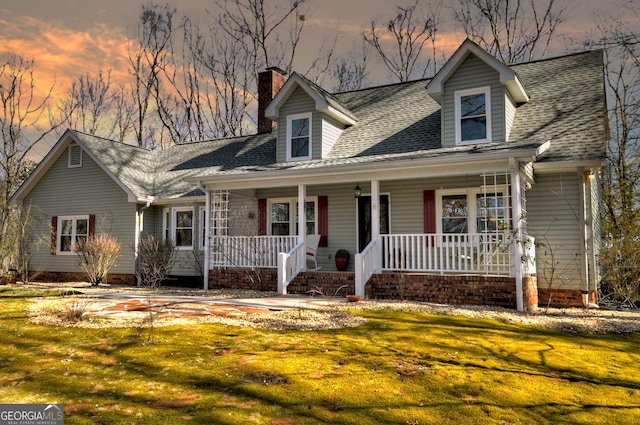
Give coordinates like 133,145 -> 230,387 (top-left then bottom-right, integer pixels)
21,281 -> 348,320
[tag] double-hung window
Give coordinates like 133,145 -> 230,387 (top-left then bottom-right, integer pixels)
286,113 -> 311,160
269,197 -> 317,236
57,215 -> 89,254
437,189 -> 507,234
172,207 -> 194,249
455,87 -> 491,144
163,207 -> 201,250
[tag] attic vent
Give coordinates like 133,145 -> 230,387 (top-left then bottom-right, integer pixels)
68,144 -> 82,168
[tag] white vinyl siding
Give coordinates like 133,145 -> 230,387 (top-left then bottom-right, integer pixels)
505,93 -> 517,141
321,116 -> 344,157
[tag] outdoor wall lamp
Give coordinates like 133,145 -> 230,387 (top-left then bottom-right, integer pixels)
354,183 -> 362,198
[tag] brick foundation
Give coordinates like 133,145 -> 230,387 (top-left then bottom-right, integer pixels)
287,272 -> 355,296
208,269 -> 278,292
369,273 -> 519,308
207,269 -> 356,296
538,288 -> 597,308
30,271 -> 135,285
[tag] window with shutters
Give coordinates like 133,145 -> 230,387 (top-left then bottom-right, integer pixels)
68,144 -> 83,168
57,215 -> 89,254
268,197 -> 317,236
436,188 -> 508,234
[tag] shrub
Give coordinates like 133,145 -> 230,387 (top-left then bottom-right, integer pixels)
64,296 -> 91,322
75,234 -> 122,286
136,235 -> 176,289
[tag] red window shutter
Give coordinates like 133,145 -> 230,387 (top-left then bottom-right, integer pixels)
318,195 -> 328,247
50,216 -> 58,255
423,190 -> 436,233
89,214 -> 95,238
258,199 -> 267,235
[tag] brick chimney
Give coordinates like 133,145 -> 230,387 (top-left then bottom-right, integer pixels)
257,67 -> 287,134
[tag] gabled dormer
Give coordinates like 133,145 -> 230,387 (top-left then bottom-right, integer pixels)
264,72 -> 357,162
426,39 -> 529,147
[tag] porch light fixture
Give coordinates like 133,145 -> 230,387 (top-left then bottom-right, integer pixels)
354,183 -> 362,198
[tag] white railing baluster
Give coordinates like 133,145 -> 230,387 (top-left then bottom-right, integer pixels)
378,232 -> 516,276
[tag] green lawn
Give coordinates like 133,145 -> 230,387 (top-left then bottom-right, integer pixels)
1,290 -> 639,424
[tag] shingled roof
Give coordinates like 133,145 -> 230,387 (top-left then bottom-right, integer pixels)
56,48 -> 607,201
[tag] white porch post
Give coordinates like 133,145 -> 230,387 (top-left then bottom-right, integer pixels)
203,187 -> 210,290
510,158 -> 524,311
298,184 -> 306,267
371,180 -> 381,273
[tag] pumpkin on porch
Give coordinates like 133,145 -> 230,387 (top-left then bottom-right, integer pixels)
335,249 -> 350,271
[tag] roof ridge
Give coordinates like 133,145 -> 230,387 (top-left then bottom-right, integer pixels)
332,77 -> 432,96
510,48 -> 603,67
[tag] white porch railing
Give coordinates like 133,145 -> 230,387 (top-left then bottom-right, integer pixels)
380,233 -> 513,276
209,235 -> 298,268
277,240 -> 305,294
354,239 -> 379,297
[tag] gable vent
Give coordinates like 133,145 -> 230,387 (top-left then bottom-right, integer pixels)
68,144 -> 82,168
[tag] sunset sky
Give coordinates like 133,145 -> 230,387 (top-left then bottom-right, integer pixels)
0,0 -> 638,154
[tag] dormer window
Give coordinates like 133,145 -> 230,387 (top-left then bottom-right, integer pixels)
455,87 -> 491,144
287,113 -> 312,160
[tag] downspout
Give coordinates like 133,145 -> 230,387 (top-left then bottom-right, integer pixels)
197,181 -> 210,290
136,197 -> 153,287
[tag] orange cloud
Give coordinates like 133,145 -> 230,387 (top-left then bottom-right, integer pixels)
0,12 -> 131,100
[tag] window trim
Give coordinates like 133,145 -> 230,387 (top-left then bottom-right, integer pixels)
172,207 -> 194,250
199,206 -> 207,251
267,196 -> 318,236
436,188 -> 507,234
286,112 -> 312,161
56,215 -> 89,255
454,87 -> 492,145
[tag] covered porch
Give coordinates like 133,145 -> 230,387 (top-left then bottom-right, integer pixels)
192,151 -> 543,312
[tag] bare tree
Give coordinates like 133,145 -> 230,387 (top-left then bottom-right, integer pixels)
596,8 -> 640,303
332,41 -> 371,92
0,54 -> 63,273
364,0 -> 440,82
454,0 -> 569,63
55,70 -> 135,142
128,3 -> 177,148
216,0 -> 306,83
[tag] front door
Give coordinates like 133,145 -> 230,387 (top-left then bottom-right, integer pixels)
357,195 -> 389,252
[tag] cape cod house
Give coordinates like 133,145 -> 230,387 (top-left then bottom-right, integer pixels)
11,39 -> 607,311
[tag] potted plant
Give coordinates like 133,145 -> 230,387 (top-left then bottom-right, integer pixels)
334,249 -> 350,271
